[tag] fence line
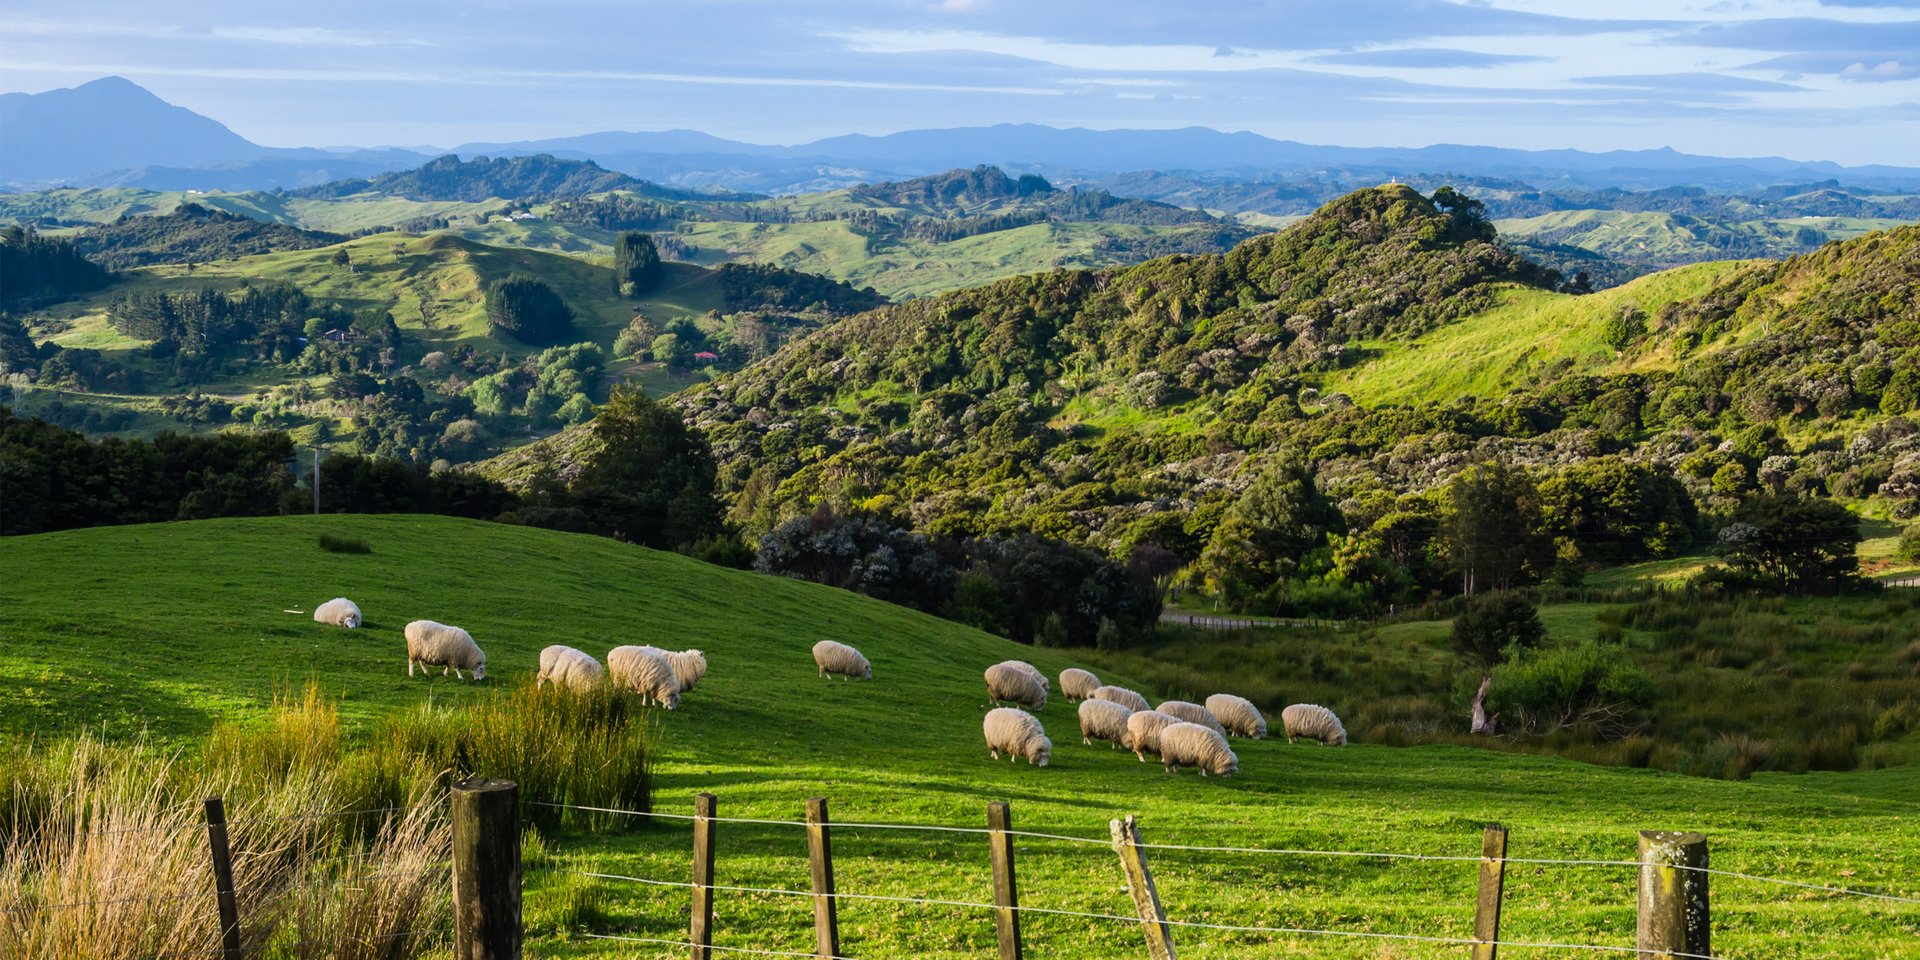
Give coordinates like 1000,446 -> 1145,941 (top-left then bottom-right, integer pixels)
530,799 -> 1917,903
576,869 -> 1735,958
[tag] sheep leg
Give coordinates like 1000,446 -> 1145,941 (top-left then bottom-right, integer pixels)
1083,735 -> 1091,745
408,659 -> 415,678
990,748 -> 1000,761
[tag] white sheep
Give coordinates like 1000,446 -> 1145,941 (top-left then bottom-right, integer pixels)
536,644 -> 606,693
1004,660 -> 1049,691
1206,694 -> 1267,740
403,620 -> 486,681
1281,703 -> 1347,746
1078,698 -> 1132,749
1158,722 -> 1239,777
313,597 -> 362,629
985,662 -> 1048,711
1156,700 -> 1226,736
1090,685 -> 1151,713
608,645 -> 680,708
813,640 -> 871,680
1123,710 -> 1181,763
638,645 -> 708,693
1059,667 -> 1101,702
983,707 -> 1052,766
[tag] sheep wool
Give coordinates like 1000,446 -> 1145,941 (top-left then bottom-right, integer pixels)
1003,660 -> 1049,692
537,644 -> 606,693
1281,703 -> 1347,746
1204,694 -> 1267,739
813,640 -> 872,680
1123,710 -> 1181,763
1078,698 -> 1132,748
1059,667 -> 1102,702
403,620 -> 486,681
1156,700 -> 1226,736
608,645 -> 681,708
638,645 -> 708,693
1090,685 -> 1151,713
1158,722 -> 1239,777
313,597 -> 362,629
985,662 -> 1048,711
983,707 -> 1052,767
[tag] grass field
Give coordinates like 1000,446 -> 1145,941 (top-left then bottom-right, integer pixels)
3,516 -> 1915,957
1324,261 -> 1747,406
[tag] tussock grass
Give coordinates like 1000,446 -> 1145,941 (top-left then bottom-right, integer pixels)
317,533 -> 372,554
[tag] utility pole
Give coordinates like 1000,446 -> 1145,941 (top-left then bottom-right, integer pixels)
312,447 -> 321,514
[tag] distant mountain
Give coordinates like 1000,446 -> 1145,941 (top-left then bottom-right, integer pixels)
0,77 -> 264,186
290,154 -> 749,202
8,77 -> 1920,196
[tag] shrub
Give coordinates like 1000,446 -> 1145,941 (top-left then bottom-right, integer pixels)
318,532 -> 372,554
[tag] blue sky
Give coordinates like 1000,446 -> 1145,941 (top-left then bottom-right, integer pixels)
2,0 -> 1916,164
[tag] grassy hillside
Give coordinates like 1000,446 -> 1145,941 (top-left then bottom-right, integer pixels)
1324,260 -> 1749,405
2,515 -> 1915,957
1495,208 -> 1907,266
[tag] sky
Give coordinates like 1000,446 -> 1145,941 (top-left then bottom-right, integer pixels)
2,0 -> 1917,164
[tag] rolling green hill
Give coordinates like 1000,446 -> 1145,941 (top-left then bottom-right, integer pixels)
2,514 -> 1914,957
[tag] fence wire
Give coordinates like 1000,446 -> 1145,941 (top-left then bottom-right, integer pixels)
530,799 -> 1919,904
578,870 -> 1728,959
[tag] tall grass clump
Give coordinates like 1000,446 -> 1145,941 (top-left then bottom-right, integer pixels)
318,533 -> 372,554
380,679 -> 657,833
1,689 -> 451,959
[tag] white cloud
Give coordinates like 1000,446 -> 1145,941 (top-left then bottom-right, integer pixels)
210,27 -> 432,47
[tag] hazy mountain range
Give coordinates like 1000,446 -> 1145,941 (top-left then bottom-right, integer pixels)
8,77 -> 1920,195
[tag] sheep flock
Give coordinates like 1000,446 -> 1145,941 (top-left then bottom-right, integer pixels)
306,594 -> 1345,788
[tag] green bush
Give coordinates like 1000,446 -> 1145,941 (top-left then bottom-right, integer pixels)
1488,640 -> 1655,737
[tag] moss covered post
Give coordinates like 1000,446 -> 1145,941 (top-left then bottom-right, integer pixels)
1637,830 -> 1709,959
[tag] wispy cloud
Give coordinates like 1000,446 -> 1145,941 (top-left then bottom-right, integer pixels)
210,27 -> 433,47
1309,48 -> 1552,69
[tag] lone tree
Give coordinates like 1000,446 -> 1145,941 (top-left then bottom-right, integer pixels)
483,274 -> 575,345
330,248 -> 351,269
1451,591 -> 1547,734
571,385 -> 723,549
1444,461 -> 1553,596
1718,493 -> 1861,593
614,231 -> 663,298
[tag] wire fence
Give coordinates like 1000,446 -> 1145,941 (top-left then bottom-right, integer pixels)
527,798 -> 1920,905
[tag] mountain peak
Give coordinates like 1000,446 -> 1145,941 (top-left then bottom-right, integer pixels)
0,76 -> 260,187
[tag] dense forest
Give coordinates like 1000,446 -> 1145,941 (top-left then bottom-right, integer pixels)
75,204 -> 343,269
0,226 -> 109,307
637,185 -> 1920,614
292,154 -> 654,202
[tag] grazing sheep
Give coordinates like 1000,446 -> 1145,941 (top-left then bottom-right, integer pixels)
403,620 -> 486,681
1078,698 -> 1132,748
537,645 -> 606,692
1158,722 -> 1239,777
985,662 -> 1048,711
313,597 -> 362,629
813,640 -> 871,680
983,707 -> 1052,767
1123,710 -> 1181,763
1157,700 -> 1226,736
608,645 -> 681,708
1090,685 -> 1151,713
1003,660 -> 1050,692
1281,703 -> 1347,746
1204,694 -> 1267,740
1059,667 -> 1101,702
638,645 -> 708,693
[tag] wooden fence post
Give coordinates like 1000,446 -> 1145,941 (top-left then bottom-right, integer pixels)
202,797 -> 242,960
1110,815 -> 1176,960
690,793 -> 717,960
1637,831 -> 1709,960
452,777 -> 521,960
1472,824 -> 1508,960
806,797 -> 840,958
986,801 -> 1023,960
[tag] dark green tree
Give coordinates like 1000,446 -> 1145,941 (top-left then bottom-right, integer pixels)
483,275 -> 575,345
330,248 -> 350,269
614,232 -> 662,297
1445,461 -> 1553,596
1450,591 -> 1547,734
571,385 -> 724,548
1197,452 -> 1341,602
1718,494 -> 1861,593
